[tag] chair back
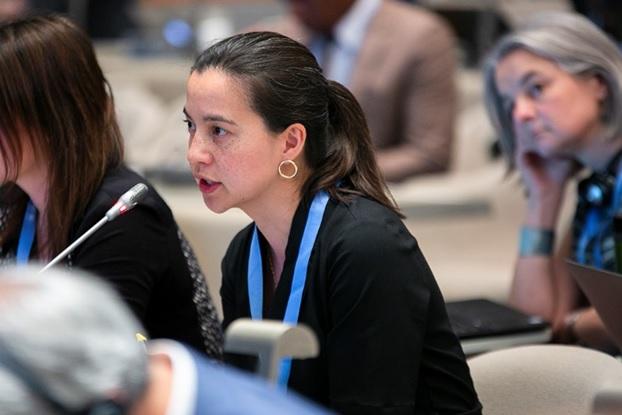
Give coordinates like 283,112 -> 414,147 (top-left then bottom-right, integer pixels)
468,344 -> 622,415
224,319 -> 319,384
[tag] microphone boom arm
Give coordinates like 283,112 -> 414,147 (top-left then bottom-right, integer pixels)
39,217 -> 108,273
39,183 -> 149,273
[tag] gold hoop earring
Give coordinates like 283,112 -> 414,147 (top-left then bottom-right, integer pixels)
278,160 -> 298,179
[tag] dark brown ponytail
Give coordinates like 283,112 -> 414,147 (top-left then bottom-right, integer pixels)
302,80 -> 400,216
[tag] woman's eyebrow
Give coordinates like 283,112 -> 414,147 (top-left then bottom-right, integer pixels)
183,108 -> 237,125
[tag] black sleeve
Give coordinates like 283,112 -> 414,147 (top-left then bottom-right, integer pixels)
71,205 -> 168,321
325,220 -> 433,414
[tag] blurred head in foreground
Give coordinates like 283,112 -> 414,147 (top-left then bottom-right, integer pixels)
0,266 -> 147,414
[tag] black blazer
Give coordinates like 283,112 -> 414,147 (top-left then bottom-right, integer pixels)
222,195 -> 481,414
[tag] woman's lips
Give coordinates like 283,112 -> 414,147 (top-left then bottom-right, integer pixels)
198,178 -> 221,194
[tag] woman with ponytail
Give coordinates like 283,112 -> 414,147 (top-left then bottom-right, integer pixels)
186,31 -> 481,414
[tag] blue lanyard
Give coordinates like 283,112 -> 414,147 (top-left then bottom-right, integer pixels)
16,201 -> 37,265
577,172 -> 622,267
577,208 -> 602,265
247,191 -> 329,389
613,172 -> 622,214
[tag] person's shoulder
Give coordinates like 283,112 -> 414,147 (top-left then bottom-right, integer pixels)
374,0 -> 454,41
331,195 -> 399,222
326,196 -> 414,247
245,14 -> 289,32
243,14 -> 310,44
81,165 -> 172,224
379,0 -> 449,26
169,341 -> 331,414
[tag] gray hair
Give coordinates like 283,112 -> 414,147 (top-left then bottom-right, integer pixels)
0,266 -> 148,415
482,11 -> 622,166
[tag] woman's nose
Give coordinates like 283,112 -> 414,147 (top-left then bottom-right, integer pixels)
512,95 -> 536,124
187,136 -> 214,168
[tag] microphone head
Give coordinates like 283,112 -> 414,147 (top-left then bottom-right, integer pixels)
120,183 -> 149,208
42,182 -> 152,273
105,183 -> 149,221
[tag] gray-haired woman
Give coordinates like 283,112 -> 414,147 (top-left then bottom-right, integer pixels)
483,11 -> 622,350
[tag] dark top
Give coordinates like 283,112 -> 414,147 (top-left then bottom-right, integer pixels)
221,195 -> 481,415
0,166 -> 223,359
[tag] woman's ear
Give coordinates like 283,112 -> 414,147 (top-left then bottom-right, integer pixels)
281,123 -> 307,160
592,74 -> 608,101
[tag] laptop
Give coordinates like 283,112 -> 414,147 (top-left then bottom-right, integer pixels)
445,299 -> 551,355
565,260 -> 622,350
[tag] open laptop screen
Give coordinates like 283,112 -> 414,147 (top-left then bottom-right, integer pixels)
565,260 -> 622,351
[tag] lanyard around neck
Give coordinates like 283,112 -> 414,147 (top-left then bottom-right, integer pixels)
247,191 -> 329,388
16,201 -> 37,265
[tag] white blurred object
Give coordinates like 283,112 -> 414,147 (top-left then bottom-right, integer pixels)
196,6 -> 234,51
224,319 -> 319,384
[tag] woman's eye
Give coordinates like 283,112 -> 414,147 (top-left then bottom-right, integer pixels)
212,126 -> 227,137
526,83 -> 544,98
183,118 -> 195,131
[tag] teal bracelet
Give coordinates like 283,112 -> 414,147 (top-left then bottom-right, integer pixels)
519,227 -> 555,257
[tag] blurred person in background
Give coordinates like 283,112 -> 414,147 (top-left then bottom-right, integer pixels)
0,0 -> 25,21
0,14 -> 222,358
28,0 -> 137,39
572,0 -> 622,48
250,0 -> 458,182
186,31 -> 481,414
0,266 -> 332,414
483,11 -> 622,351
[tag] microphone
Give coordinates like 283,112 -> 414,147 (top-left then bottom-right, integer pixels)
39,183 -> 149,273
105,183 -> 148,220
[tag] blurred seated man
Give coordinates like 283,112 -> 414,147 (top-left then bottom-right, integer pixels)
250,0 -> 458,181
0,266 -> 330,414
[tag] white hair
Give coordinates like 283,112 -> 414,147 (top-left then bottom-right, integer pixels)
0,265 -> 149,414
483,11 -> 622,167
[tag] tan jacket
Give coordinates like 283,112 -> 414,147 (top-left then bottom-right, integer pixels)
249,0 -> 457,181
